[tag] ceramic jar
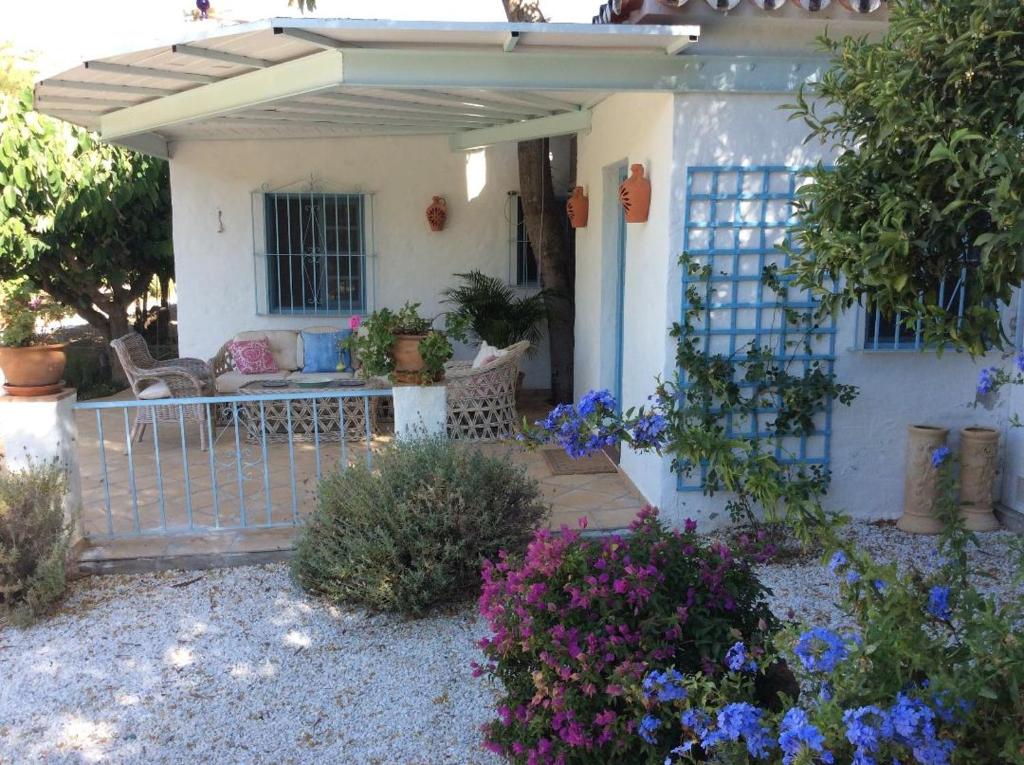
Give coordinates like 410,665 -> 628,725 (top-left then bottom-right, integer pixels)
897,424 -> 949,534
426,196 -> 447,232
958,427 -> 1002,532
566,186 -> 589,229
618,164 -> 651,224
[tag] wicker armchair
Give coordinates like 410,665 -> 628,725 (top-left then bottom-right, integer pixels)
110,333 -> 214,449
445,340 -> 530,442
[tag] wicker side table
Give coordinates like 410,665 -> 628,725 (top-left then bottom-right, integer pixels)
236,380 -> 388,443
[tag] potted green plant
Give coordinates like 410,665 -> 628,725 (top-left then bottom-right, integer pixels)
345,302 -> 453,385
442,270 -> 547,352
0,281 -> 68,396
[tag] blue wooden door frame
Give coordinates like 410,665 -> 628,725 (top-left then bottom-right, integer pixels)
613,164 -> 628,412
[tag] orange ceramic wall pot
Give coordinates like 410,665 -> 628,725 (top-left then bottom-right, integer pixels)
618,164 -> 651,224
426,196 -> 448,232
566,186 -> 589,229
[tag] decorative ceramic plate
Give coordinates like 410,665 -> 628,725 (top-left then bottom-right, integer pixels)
294,378 -> 340,389
259,380 -> 289,388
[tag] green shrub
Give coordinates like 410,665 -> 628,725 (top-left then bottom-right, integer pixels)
292,435 -> 548,616
0,461 -> 71,624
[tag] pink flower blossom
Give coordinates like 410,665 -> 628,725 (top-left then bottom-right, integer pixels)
348,314 -> 362,331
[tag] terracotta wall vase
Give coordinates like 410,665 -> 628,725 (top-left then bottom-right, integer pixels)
426,196 -> 448,232
897,424 -> 949,534
618,164 -> 651,224
566,186 -> 589,229
0,344 -> 67,396
958,427 -> 1002,532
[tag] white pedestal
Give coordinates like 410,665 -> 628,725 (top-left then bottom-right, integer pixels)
391,385 -> 447,440
0,389 -> 83,545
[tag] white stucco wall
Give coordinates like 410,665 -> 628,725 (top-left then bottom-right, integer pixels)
168,135 -> 551,387
577,91 -> 1010,529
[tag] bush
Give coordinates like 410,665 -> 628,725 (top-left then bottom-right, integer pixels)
477,507 -> 780,764
292,435 -> 548,616
0,461 -> 71,624
634,541 -> 1024,765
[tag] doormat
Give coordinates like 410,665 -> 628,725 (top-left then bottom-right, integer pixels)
542,448 -> 618,476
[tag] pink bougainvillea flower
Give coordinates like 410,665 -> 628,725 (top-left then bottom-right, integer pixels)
348,315 -> 362,331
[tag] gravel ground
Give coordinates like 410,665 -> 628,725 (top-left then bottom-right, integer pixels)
0,522 -> 1018,765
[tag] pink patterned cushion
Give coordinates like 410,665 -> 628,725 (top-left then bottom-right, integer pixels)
228,338 -> 278,374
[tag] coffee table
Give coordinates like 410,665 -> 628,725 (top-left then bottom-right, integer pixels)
236,379 -> 390,443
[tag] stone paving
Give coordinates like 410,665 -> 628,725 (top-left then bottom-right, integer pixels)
73,391 -> 647,563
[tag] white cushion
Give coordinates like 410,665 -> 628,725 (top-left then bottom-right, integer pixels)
232,330 -> 300,371
214,370 -> 289,394
137,381 -> 171,400
471,341 -> 509,369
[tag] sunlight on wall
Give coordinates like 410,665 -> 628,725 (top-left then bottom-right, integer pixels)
465,149 -> 488,202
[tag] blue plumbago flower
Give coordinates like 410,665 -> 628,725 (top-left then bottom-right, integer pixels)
977,367 -> 997,396
638,714 -> 661,744
927,585 -> 951,620
828,550 -> 848,575
642,669 -> 688,703
701,703 -> 775,759
779,708 -> 833,765
1015,349 -> 1024,374
845,569 -> 861,585
931,446 -> 952,469
631,413 -> 669,449
793,627 -> 851,674
884,693 -> 955,765
872,579 -> 888,595
724,641 -> 759,673
844,706 -> 886,765
578,388 -> 617,417
818,681 -> 834,702
680,709 -> 711,738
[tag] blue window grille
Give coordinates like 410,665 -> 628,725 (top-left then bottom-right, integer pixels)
679,166 -> 838,491
861,271 -> 968,351
509,192 -> 539,287
263,192 -> 366,315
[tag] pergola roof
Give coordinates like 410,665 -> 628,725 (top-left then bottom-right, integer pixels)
32,17 -> 829,158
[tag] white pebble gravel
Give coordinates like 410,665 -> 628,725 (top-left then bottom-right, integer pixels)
0,522 -> 1018,764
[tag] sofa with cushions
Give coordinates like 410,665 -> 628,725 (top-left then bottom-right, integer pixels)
210,326 -> 355,394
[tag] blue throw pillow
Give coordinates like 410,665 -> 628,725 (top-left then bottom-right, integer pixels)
301,329 -> 351,373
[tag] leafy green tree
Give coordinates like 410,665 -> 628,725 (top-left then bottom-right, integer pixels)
0,88 -> 172,374
789,0 -> 1024,354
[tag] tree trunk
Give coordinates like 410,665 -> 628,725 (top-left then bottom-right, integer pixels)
518,138 -> 575,403
105,305 -> 133,385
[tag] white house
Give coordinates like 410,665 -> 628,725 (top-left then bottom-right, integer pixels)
32,2 -> 1019,530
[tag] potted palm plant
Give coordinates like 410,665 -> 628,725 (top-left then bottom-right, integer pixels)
442,271 -> 548,389
0,281 -> 67,396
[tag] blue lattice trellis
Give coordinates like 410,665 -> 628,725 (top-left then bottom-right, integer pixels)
678,166 -> 838,492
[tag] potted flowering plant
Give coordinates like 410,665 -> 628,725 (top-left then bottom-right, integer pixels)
344,302 -> 452,384
0,281 -> 68,396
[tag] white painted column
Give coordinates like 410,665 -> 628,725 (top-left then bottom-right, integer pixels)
0,389 -> 83,545
391,384 -> 448,440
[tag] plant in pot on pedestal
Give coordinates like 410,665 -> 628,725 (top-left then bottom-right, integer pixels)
0,281 -> 68,396
345,302 -> 452,385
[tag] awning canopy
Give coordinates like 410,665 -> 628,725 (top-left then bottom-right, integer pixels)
32,18 -> 829,158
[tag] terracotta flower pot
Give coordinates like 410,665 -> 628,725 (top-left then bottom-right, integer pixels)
0,344 -> 67,396
897,424 -> 949,535
618,164 -> 651,224
566,186 -> 589,229
958,427 -> 1002,532
426,196 -> 448,232
391,333 -> 443,385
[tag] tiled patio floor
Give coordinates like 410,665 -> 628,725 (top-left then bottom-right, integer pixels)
73,391 -> 646,564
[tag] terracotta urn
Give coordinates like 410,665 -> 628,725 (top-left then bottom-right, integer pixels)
0,344 -> 67,396
897,424 -> 949,535
566,186 -> 589,229
958,427 -> 1002,532
426,196 -> 448,232
618,164 -> 651,224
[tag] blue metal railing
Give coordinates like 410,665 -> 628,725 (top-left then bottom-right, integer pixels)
73,388 -> 391,540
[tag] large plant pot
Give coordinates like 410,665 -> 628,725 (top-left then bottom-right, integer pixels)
391,333 -> 444,385
0,344 -> 67,396
959,427 -> 1002,532
897,424 -> 949,534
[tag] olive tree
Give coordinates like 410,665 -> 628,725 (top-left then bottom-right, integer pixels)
0,88 -> 172,373
789,0 -> 1024,354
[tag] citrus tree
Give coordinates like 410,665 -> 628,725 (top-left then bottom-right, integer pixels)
789,0 -> 1024,354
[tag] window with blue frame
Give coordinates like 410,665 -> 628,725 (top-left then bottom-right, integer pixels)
861,272 -> 969,351
510,193 -> 539,287
264,192 -> 365,314
679,166 -> 838,491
